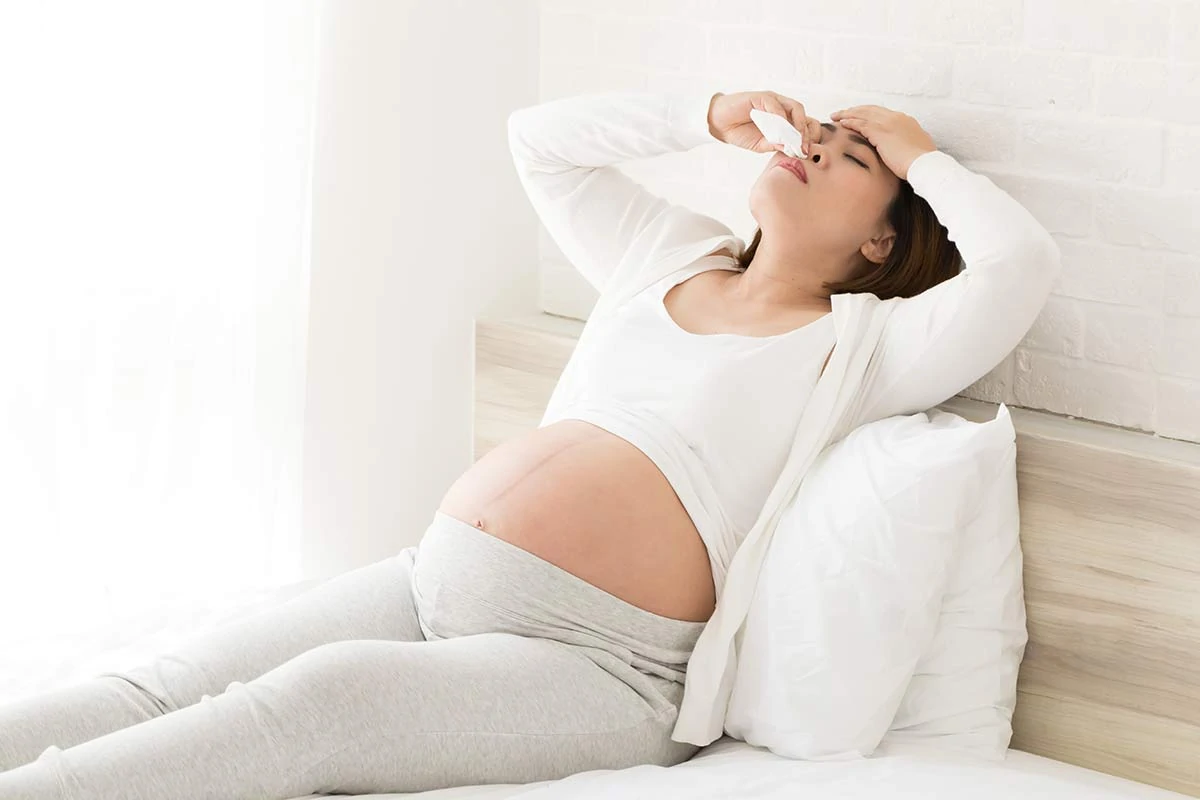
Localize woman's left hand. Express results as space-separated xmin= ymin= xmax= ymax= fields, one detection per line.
xmin=829 ymin=105 xmax=937 ymax=181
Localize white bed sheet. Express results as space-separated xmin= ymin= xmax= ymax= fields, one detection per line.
xmin=3 ymin=583 xmax=1191 ymax=800
xmin=288 ymin=738 xmax=1194 ymax=800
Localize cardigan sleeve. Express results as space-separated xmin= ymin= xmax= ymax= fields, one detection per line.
xmin=507 ymin=89 xmax=738 ymax=296
xmin=853 ymin=149 xmax=1062 ymax=425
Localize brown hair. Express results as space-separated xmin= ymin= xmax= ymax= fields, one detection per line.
xmin=735 ymin=178 xmax=963 ymax=300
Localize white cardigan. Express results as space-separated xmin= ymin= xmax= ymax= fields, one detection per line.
xmin=507 ymin=88 xmax=1061 ymax=747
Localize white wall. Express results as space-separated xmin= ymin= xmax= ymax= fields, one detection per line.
xmin=300 ymin=0 xmax=540 ymax=578
xmin=534 ymin=0 xmax=1200 ymax=444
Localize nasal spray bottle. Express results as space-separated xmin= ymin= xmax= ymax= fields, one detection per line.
xmin=748 ymin=108 xmax=808 ymax=159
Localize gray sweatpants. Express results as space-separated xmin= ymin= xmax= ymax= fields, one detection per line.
xmin=0 ymin=511 xmax=707 ymax=798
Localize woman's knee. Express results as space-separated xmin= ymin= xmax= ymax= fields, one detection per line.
xmin=274 ymin=639 xmax=398 ymax=684
xmin=259 ymin=638 xmax=435 ymax=712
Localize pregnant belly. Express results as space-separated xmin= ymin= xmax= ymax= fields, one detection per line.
xmin=435 ymin=420 xmax=717 ymax=624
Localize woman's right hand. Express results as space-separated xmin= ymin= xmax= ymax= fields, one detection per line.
xmin=707 ymin=90 xmax=820 ymax=156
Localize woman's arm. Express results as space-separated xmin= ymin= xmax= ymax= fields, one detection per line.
xmin=507 ymin=89 xmax=738 ymax=295
xmin=854 ymin=149 xmax=1062 ymax=425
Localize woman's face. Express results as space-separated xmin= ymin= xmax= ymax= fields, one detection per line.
xmin=749 ymin=120 xmax=902 ymax=260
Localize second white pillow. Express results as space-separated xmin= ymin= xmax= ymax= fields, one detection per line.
xmin=725 ymin=404 xmax=1017 ymax=760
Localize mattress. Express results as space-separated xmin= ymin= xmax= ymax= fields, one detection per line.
xmin=3 ymin=583 xmax=1191 ymax=800
xmin=344 ymin=737 xmax=1192 ymax=800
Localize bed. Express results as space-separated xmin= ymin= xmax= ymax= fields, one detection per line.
xmin=4 ymin=310 xmax=1196 ymax=799
xmin=464 ymin=311 xmax=1200 ymax=799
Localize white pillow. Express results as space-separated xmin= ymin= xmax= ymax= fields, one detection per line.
xmin=879 ymin=415 xmax=1027 ymax=760
xmin=725 ymin=404 xmax=1017 ymax=761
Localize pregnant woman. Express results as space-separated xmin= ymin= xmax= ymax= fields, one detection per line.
xmin=0 ymin=87 xmax=1059 ymax=798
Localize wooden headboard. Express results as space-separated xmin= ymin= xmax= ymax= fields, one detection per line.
xmin=473 ymin=312 xmax=1200 ymax=797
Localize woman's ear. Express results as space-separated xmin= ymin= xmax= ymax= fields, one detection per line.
xmin=860 ymin=228 xmax=896 ymax=266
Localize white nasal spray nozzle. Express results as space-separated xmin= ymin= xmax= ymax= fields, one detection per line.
xmin=749 ymin=108 xmax=807 ymax=159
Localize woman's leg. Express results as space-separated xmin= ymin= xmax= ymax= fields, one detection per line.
xmin=0 ymin=545 xmax=426 ymax=772
xmin=0 ymin=631 xmax=695 ymax=799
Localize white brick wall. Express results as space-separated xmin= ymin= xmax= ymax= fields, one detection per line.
xmin=532 ymin=0 xmax=1200 ymax=443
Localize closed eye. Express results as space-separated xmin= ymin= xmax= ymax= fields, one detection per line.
xmin=821 ymin=121 xmax=879 ymax=171
xmin=846 ymin=154 xmax=868 ymax=168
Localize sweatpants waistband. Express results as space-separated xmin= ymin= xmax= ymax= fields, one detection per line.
xmin=413 ymin=511 xmax=707 ymax=685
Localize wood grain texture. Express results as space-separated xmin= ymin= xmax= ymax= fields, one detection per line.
xmin=475 ymin=312 xmax=1200 ymax=797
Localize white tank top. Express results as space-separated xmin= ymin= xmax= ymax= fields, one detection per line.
xmin=541 ymin=256 xmax=836 ymax=594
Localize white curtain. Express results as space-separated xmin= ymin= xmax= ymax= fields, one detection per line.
xmin=0 ymin=1 xmax=320 ymax=648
